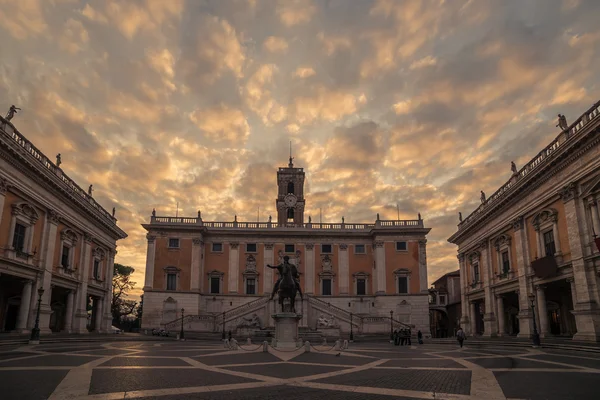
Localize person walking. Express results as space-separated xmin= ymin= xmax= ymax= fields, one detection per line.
xmin=417 ymin=330 xmax=423 ymax=345
xmin=393 ymin=329 xmax=399 ymax=346
xmin=407 ymin=328 xmax=412 ymax=345
xmin=456 ymin=327 xmax=465 ymax=348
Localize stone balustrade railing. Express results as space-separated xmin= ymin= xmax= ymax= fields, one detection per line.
xmin=222 ymin=296 xmax=269 ymax=323
xmin=308 ymin=297 xmax=360 ymax=327
xmin=150 ymin=216 xmax=423 ymax=230
xmin=459 ymin=100 xmax=600 ymax=230
xmin=0 ymin=116 xmax=116 ymax=224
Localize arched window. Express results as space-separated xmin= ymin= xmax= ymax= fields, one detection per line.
xmin=287 ymin=181 xmax=294 ymax=194
xmin=287 ymin=208 xmax=294 ymax=221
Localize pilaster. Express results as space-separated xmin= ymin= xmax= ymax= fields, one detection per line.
xmin=143 ymin=234 xmax=156 ymax=289
xmin=480 ymin=240 xmax=497 ymax=337
xmin=39 ymin=210 xmax=60 ymax=333
xmin=102 ymin=249 xmax=115 ymax=331
xmin=304 ymin=243 xmax=314 ymax=294
xmin=264 ymin=243 xmax=274 ymax=295
xmin=374 ymin=240 xmax=386 ymax=294
xmin=513 ymin=216 xmax=533 ymax=337
xmin=561 ymin=182 xmax=600 ymax=341
xmin=458 ymin=253 xmax=469 ymax=328
xmin=0 ymin=178 xmax=9 ymax=227
xmin=191 ymin=238 xmax=203 ymax=291
xmin=418 ymin=240 xmax=428 ymax=292
xmin=73 ymin=233 xmax=93 ymax=333
xmin=228 ymin=242 xmax=240 ymax=293
xmin=338 ymin=244 xmax=349 ymax=294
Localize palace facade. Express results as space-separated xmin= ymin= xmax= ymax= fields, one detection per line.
xmin=141 ymin=158 xmax=432 ymax=336
xmin=0 ymin=115 xmax=127 ymax=334
xmin=448 ymin=100 xmax=600 ymax=341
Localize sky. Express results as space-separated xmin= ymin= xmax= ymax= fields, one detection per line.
xmin=1 ymin=0 xmax=600 ymax=298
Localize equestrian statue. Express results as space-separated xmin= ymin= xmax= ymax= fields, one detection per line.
xmin=267 ymin=255 xmax=303 ymax=313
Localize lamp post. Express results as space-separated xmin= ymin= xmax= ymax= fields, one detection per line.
xmin=29 ymin=287 xmax=44 ymax=344
xmin=390 ymin=310 xmax=394 ymax=342
xmin=528 ymin=294 xmax=541 ymax=347
xmin=350 ymin=312 xmax=354 ymax=342
xmin=180 ymin=308 xmax=185 ymax=340
xmin=221 ymin=311 xmax=226 ymax=340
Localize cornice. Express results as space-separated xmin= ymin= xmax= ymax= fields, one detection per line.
xmin=449 ymin=127 xmax=600 ymax=244
xmin=0 ymin=138 xmax=127 ymax=240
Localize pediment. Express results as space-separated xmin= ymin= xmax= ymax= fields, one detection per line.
xmin=581 ymin=174 xmax=600 ymax=197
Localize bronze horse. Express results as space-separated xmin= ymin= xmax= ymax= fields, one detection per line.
xmin=277 ymin=261 xmax=297 ymax=313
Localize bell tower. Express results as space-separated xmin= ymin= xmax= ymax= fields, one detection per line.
xmin=276 ymin=144 xmax=305 ymax=225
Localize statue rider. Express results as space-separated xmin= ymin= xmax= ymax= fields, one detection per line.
xmin=267 ymin=255 xmax=303 ymax=300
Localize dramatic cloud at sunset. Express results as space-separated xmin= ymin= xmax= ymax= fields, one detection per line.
xmin=2 ymin=0 xmax=599 ymax=297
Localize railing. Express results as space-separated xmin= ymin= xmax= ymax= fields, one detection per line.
xmin=223 ymin=296 xmax=270 ymax=322
xmin=0 ymin=116 xmax=117 ymax=224
xmin=458 ymin=100 xmax=600 ymax=231
xmin=307 ymin=297 xmax=361 ymax=327
xmin=164 ymin=314 xmax=216 ymax=331
xmin=150 ymin=216 xmax=422 ymax=230
xmin=362 ymin=316 xmax=412 ymax=329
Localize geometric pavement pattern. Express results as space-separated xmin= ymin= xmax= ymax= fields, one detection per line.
xmin=1 ymin=340 xmax=600 ymax=399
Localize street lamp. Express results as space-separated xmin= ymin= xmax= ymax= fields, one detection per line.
xmin=390 ymin=310 xmax=394 ymax=342
xmin=221 ymin=311 xmax=226 ymax=340
xmin=180 ymin=308 xmax=185 ymax=340
xmin=350 ymin=312 xmax=354 ymax=342
xmin=29 ymin=287 xmax=44 ymax=344
xmin=528 ymin=294 xmax=541 ymax=347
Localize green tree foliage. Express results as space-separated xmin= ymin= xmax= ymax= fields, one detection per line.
xmin=112 ymin=263 xmax=137 ymax=325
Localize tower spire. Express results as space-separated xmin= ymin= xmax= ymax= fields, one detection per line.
xmin=288 ymin=140 xmax=294 ymax=167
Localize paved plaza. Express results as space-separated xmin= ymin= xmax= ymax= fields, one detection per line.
xmin=0 ymin=339 xmax=599 ymax=399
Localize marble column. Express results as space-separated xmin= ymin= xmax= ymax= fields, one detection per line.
xmin=469 ymin=302 xmax=476 ymax=335
xmin=374 ymin=240 xmax=386 ymax=294
xmin=304 ymin=244 xmax=314 ymax=294
xmin=418 ymin=240 xmax=428 ymax=292
xmin=496 ymin=295 xmax=505 ymax=336
xmin=191 ymin=238 xmax=203 ymax=291
xmin=264 ymin=243 xmax=274 ymax=295
xmin=534 ymin=226 xmax=543 ymax=258
xmin=551 ymin=215 xmax=562 ymax=256
xmin=338 ymin=244 xmax=349 ymax=294
xmin=561 ymin=183 xmax=600 ymax=341
xmin=143 ymin=234 xmax=156 ymax=289
xmin=16 ymin=280 xmax=33 ymax=332
xmin=536 ymin=285 xmax=549 ymax=337
xmin=589 ymin=199 xmax=600 ymax=238
xmin=228 ymin=242 xmax=239 ymax=293
xmin=62 ymin=290 xmax=74 ymax=333
xmin=95 ymin=298 xmax=103 ymax=332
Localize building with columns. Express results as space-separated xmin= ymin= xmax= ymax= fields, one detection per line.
xmin=141 ymin=157 xmax=431 ymax=336
xmin=0 ymin=116 xmax=127 ymax=334
xmin=448 ymin=100 xmax=600 ymax=341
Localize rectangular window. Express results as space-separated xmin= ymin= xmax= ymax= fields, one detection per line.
xmin=396 ymin=241 xmax=408 ymax=251
xmin=285 ymin=244 xmax=295 ymax=253
xmin=439 ymin=295 xmax=446 ymax=305
xmin=246 ymin=243 xmax=257 ymax=253
xmin=246 ymin=278 xmax=256 ymax=295
xmin=501 ymin=251 xmax=510 ymax=273
xmin=13 ymin=223 xmax=27 ymax=252
xmin=210 ymin=277 xmax=220 ymax=294
xmin=357 ymin=279 xmax=366 ymax=295
xmin=166 ymin=273 xmax=177 ymax=290
xmin=61 ymin=246 xmax=70 ymax=268
xmin=321 ymin=244 xmax=332 ymax=253
xmin=93 ymin=259 xmax=100 ymax=280
xmin=398 ymin=277 xmax=408 ymax=294
xmin=354 ymin=244 xmax=365 ymax=254
xmin=212 ymin=243 xmax=223 ymax=252
xmin=543 ymin=230 xmax=556 ymax=257
xmin=473 ymin=264 xmax=480 ymax=282
xmin=322 ymin=279 xmax=332 ymax=295
xmin=168 ymin=238 xmax=180 ymax=248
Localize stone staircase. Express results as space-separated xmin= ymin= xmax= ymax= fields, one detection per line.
xmin=308 ymin=297 xmax=360 ymax=328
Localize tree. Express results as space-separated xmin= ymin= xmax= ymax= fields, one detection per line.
xmin=112 ymin=263 xmax=137 ymax=326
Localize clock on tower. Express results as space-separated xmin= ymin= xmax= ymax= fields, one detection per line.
xmin=276 ymin=154 xmax=305 ymax=225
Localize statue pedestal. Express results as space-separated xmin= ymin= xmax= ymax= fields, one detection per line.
xmin=272 ymin=312 xmax=302 ymax=349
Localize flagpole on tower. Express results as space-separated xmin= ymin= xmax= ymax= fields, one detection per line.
xmin=176 ymin=202 xmax=179 ymax=218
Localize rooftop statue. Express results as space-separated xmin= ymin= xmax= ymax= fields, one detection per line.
xmin=5 ymin=105 xmax=20 ymax=121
